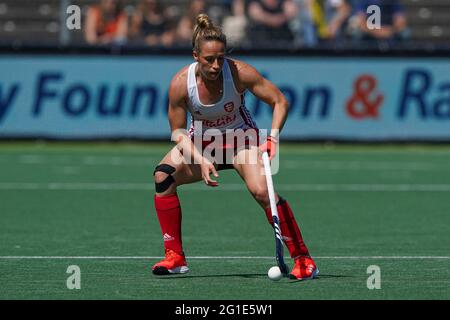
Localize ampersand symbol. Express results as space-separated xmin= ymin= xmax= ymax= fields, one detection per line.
xmin=346 ymin=75 xmax=384 ymax=119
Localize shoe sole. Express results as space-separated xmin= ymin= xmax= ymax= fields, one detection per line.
xmin=152 ymin=266 xmax=189 ymax=275
xmin=289 ymin=267 xmax=320 ymax=281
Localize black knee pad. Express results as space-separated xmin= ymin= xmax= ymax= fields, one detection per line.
xmin=153 ymin=164 xmax=176 ymax=193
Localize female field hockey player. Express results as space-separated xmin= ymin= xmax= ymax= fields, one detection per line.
xmin=151 ymin=14 xmax=319 ymax=280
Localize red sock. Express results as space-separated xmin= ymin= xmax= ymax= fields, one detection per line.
xmin=265 ymin=197 xmax=310 ymax=258
xmin=154 ymin=194 xmax=183 ymax=254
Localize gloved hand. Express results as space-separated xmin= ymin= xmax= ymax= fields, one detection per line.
xmin=259 ymin=136 xmax=278 ymax=160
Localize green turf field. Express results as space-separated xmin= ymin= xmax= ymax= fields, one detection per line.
xmin=0 ymin=142 xmax=449 ymax=300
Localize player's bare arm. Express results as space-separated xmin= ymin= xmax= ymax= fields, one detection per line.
xmin=232 ymin=60 xmax=289 ymax=139
xmin=168 ymin=68 xmax=219 ymax=187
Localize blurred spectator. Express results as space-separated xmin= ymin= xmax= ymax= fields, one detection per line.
xmin=84 ymin=0 xmax=128 ymax=45
xmin=221 ymin=0 xmax=247 ymax=46
xmin=175 ymin=0 xmax=208 ymax=47
xmin=84 ymin=0 xmax=128 ymax=44
xmin=217 ymin=0 xmax=245 ymax=15
xmin=130 ymin=0 xmax=176 ymax=47
xmin=355 ymin=0 xmax=408 ymax=41
xmin=308 ymin=1 xmax=350 ymax=40
xmin=247 ymin=0 xmax=299 ymax=48
xmin=292 ymin=0 xmax=317 ymax=47
xmin=317 ymin=0 xmax=351 ymax=40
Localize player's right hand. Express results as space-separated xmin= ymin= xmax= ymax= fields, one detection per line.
xmin=259 ymin=136 xmax=278 ymax=160
xmin=201 ymin=158 xmax=219 ymax=187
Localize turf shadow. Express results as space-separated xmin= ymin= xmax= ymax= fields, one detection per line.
xmin=286 ymin=274 xmax=354 ymax=284
xmin=315 ymin=274 xmax=354 ymax=279
xmin=153 ymin=274 xmax=354 ymax=281
xmin=153 ymin=273 xmax=268 ymax=279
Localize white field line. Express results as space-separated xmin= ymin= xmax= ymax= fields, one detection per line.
xmin=1 ymin=182 xmax=450 ymax=192
xmin=3 ymin=147 xmax=450 ymax=156
xmin=0 ymin=155 xmax=448 ymax=172
xmin=14 ymin=155 xmax=157 ymax=166
xmin=0 ymin=256 xmax=449 ymax=260
xmin=283 ymin=160 xmax=450 ymax=172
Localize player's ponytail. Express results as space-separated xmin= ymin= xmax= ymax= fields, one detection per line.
xmin=192 ymin=13 xmax=227 ymax=53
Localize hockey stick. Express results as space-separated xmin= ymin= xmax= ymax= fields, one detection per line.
xmin=262 ymin=151 xmax=289 ymax=276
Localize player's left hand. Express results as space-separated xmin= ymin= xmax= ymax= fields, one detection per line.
xmin=259 ymin=136 xmax=278 ymax=160
xmin=201 ymin=157 xmax=219 ymax=187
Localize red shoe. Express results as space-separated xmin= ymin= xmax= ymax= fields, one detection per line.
xmin=152 ymin=249 xmax=189 ymax=275
xmin=289 ymin=256 xmax=319 ymax=280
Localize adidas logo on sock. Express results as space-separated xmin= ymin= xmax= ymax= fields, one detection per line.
xmin=163 ymin=233 xmax=175 ymax=241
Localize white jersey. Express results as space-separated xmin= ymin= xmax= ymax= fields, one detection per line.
xmin=187 ymin=59 xmax=257 ymax=136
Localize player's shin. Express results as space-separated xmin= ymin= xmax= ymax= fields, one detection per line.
xmin=264 ymin=197 xmax=310 ymax=258
xmin=154 ymin=194 xmax=183 ymax=254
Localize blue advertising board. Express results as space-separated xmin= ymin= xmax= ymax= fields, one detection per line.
xmin=0 ymin=55 xmax=449 ymax=140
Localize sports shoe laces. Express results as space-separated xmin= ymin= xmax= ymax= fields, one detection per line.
xmin=296 ymin=256 xmax=313 ymax=268
xmin=165 ymin=249 xmax=180 ymax=260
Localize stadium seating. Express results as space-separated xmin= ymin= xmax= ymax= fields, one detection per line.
xmin=0 ymin=0 xmax=448 ymax=48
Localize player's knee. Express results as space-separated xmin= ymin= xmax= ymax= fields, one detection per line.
xmin=154 ymin=171 xmax=168 ymax=184
xmin=153 ymin=164 xmax=176 ymax=193
xmin=251 ymin=187 xmax=270 ymax=206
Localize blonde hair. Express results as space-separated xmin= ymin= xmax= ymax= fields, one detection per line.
xmin=192 ymin=14 xmax=227 ymax=53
